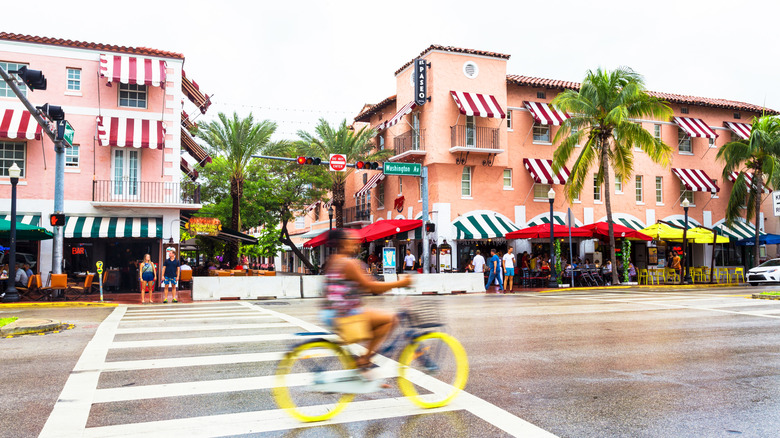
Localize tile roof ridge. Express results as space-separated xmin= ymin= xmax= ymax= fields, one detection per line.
xmin=354 ymin=94 xmax=397 ymax=122
xmin=0 ymin=32 xmax=184 ymax=59
xmin=394 ymin=44 xmax=511 ymax=76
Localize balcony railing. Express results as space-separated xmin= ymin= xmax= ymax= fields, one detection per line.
xmin=450 ymin=125 xmax=500 ymax=150
xmin=344 ymin=206 xmax=371 ymax=224
xmin=394 ymin=129 xmax=425 ymax=155
xmin=93 ymin=180 xmax=201 ymax=205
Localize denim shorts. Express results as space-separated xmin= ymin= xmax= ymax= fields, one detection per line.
xmin=162 ymin=276 xmax=177 ymax=286
xmin=505 ymin=268 xmax=515 ymax=277
xmin=319 ymin=308 xmax=362 ymax=328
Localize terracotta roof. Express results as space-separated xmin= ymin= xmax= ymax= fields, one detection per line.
xmin=506 ymin=74 xmax=777 ymax=115
xmin=395 ymin=45 xmax=511 ymax=76
xmin=354 ymin=95 xmax=396 ymax=123
xmin=0 ymin=32 xmax=184 ymax=59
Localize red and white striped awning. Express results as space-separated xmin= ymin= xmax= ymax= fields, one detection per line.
xmin=180 ymin=157 xmax=198 ymax=182
xmin=523 ymin=158 xmax=570 ymax=185
xmin=304 ymin=201 xmax=321 ymax=213
xmin=181 ymin=126 xmax=211 ymax=166
xmin=523 ymin=101 xmax=569 ymax=126
xmin=355 ymin=173 xmax=386 ymax=198
xmin=382 ymin=101 xmax=417 ymax=130
xmin=673 ymin=117 xmax=718 ymax=139
xmin=728 ymin=171 xmax=769 ymax=193
xmin=96 ymin=116 xmax=166 ymax=149
xmin=100 ymin=53 xmax=167 ymax=87
xmin=0 ymin=109 xmax=42 ymax=140
xmin=450 ymin=91 xmax=506 ymax=119
xmin=724 ymin=122 xmax=751 ymax=140
xmin=672 ymin=168 xmax=720 ymax=193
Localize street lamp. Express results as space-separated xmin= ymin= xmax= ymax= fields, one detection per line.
xmin=548 ymin=187 xmax=558 ymax=288
xmin=3 ymin=163 xmax=21 ymax=302
xmin=682 ymin=197 xmax=691 ymax=284
xmin=328 ymin=205 xmax=334 ymax=230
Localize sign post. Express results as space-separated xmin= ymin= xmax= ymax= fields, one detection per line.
xmin=329 ymin=154 xmax=347 ymax=172
xmin=96 ymin=261 xmax=104 ymax=302
xmin=57 ymin=120 xmax=75 ymax=147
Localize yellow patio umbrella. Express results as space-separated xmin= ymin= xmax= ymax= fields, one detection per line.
xmin=683 ymin=227 xmax=730 ymax=244
xmin=639 ymin=223 xmax=684 ymax=240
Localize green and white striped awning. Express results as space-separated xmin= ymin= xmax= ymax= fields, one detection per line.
xmin=454 ymin=212 xmax=519 ymax=240
xmin=2 ymin=214 xmax=41 ymax=226
xmin=663 ymin=217 xmax=700 ymax=230
xmin=527 ymin=215 xmax=567 ymax=226
xmin=64 ymin=216 xmax=163 ymax=238
xmin=714 ymin=220 xmax=765 ymax=240
xmin=614 ymin=217 xmax=645 ymax=230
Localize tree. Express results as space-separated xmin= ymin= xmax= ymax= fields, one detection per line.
xmin=552 ymin=67 xmax=673 ymax=284
xmin=717 ymin=115 xmax=780 ymax=268
xmin=195 ymin=112 xmax=276 ymax=266
xmin=295 ymin=118 xmax=392 ymax=228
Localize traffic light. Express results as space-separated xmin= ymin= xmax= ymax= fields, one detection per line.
xmin=355 ymin=161 xmax=379 ymax=170
xmin=296 ymin=156 xmax=322 ymax=165
xmin=50 ymin=213 xmax=65 ymax=227
xmin=37 ymin=103 xmax=65 ymax=121
xmin=425 ymin=223 xmax=436 ymax=233
xmin=12 ymin=66 xmax=47 ymax=91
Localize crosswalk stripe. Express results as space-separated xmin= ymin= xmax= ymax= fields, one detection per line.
xmin=121 ymin=312 xmax=269 ymax=320
xmin=99 ymin=352 xmax=287 ymax=372
xmin=125 ymin=305 xmax=247 ymax=313
xmin=118 ymin=315 xmax=279 ymax=323
xmin=110 ymin=333 xmax=327 ymax=349
xmin=114 ymin=322 xmax=295 ymax=334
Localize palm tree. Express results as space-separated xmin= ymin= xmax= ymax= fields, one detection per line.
xmin=296 ymin=118 xmax=392 ymax=228
xmin=196 ymin=112 xmax=276 ymax=265
xmin=552 ymin=67 xmax=673 ymax=285
xmin=717 ymin=115 xmax=780 ymax=268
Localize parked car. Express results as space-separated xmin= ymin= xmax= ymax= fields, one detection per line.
xmin=746 ymin=258 xmax=780 ymax=286
xmin=0 ymin=251 xmax=37 ymax=269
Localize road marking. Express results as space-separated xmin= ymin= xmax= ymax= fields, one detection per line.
xmin=110 ymin=332 xmax=324 ymax=349
xmin=99 ymin=352 xmax=287 ymax=372
xmin=121 ymin=312 xmax=272 ymax=320
xmin=124 ymin=305 xmax=247 ymax=313
xmin=568 ymin=296 xmax=780 ymax=319
xmin=114 ymin=322 xmax=295 ymax=334
xmin=118 ymin=315 xmax=279 ymax=323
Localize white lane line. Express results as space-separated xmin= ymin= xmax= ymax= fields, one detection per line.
xmin=118 ymin=315 xmax=279 ymax=324
xmin=572 ymin=296 xmax=780 ymax=319
xmin=123 ymin=309 xmax=259 ymax=317
xmin=125 ymin=305 xmax=247 ymax=313
xmin=114 ymin=322 xmax=295 ymax=334
xmin=121 ymin=312 xmax=267 ymax=320
xmin=98 ymin=352 xmax=286 ymax=372
xmin=110 ymin=333 xmax=327 ymax=349
xmin=39 ymin=306 xmax=128 ymax=438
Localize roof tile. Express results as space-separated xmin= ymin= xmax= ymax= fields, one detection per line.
xmin=354 ymin=95 xmax=396 ymax=122
xmin=0 ymin=32 xmax=184 ymax=59
xmin=395 ymin=44 xmax=511 ymax=76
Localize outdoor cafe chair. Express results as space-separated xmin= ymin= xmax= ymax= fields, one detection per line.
xmin=731 ymin=268 xmax=745 ymax=284
xmin=638 ymin=269 xmax=650 ymax=285
xmin=41 ymin=274 xmax=68 ymax=301
xmin=18 ymin=274 xmax=43 ymax=301
xmin=664 ymin=268 xmax=679 ymax=284
xmin=690 ymin=267 xmax=703 ymax=283
xmin=179 ymin=269 xmax=193 ymax=288
xmin=66 ymin=274 xmax=94 ymax=300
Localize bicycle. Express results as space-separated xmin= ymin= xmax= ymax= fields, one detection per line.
xmin=272 ymin=298 xmax=469 ymax=422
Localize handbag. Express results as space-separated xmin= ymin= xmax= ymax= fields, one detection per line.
xmin=335 ymin=313 xmax=372 ymax=344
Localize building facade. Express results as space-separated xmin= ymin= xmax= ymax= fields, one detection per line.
xmin=301 ymin=45 xmax=777 ymax=271
xmin=0 ymin=33 xmax=211 ymax=287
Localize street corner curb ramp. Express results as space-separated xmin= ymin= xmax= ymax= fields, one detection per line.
xmin=1 ymin=318 xmax=63 ymax=336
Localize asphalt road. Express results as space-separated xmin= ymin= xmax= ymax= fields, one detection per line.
xmin=3 ymin=287 xmax=779 ymax=437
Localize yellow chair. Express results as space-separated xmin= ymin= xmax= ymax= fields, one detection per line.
xmin=731 ymin=268 xmax=745 ymax=284
xmin=639 ymin=269 xmax=650 ymax=285
xmin=714 ymin=268 xmax=728 ymax=283
xmin=690 ymin=267 xmax=703 ymax=283
xmin=701 ymin=267 xmax=711 ymax=282
xmin=665 ymin=268 xmax=679 ymax=284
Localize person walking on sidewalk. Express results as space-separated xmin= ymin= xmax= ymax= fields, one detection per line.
xmin=139 ymin=254 xmax=156 ymax=304
xmin=485 ymin=248 xmax=503 ymax=293
xmin=472 ymin=250 xmax=486 ymax=276
xmin=404 ymin=249 xmax=416 ymax=272
xmin=502 ymin=247 xmax=516 ymax=291
xmin=162 ymin=249 xmax=181 ymax=303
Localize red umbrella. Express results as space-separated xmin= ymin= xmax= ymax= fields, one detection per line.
xmin=302 ymin=231 xmax=329 ymax=248
xmin=579 ymin=222 xmax=652 ymax=241
xmin=359 ymin=219 xmax=422 ymax=243
xmin=505 ymin=224 xmax=592 ymax=239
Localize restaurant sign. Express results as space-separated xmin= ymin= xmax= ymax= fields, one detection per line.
xmin=186 ymin=217 xmax=222 ymax=236
xmin=413 ymin=58 xmax=429 ymax=107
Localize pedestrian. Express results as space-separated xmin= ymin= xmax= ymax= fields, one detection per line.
xmin=521 ymin=251 xmax=529 ymax=270
xmin=485 ymin=248 xmax=503 ymax=292
xmin=671 ymin=251 xmax=682 ymax=283
xmin=162 ymin=249 xmax=181 ymax=303
xmin=139 ymin=254 xmax=156 ymax=304
xmin=472 ymin=250 xmax=486 ymax=275
xmin=503 ymin=247 xmax=516 ymax=291
xmin=14 ymin=263 xmax=28 ymax=288
xmin=627 ymin=260 xmax=637 ymax=282
xmin=603 ymin=260 xmax=613 ymax=285
xmin=404 ymin=249 xmax=416 ymax=272
xmin=23 ymin=263 xmax=33 ymax=278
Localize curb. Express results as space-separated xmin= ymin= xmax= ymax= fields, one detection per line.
xmin=1 ymin=318 xmax=63 ymax=336
xmin=752 ymin=294 xmax=780 ymax=300
xmin=0 ymin=302 xmax=118 ymax=308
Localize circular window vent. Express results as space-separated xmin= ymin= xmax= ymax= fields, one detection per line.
xmin=463 ymin=61 xmax=479 ymax=79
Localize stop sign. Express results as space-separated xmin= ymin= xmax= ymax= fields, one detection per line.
xmin=329 ymin=154 xmax=347 ymax=172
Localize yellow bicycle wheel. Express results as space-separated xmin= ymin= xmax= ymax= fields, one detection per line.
xmin=397 ymin=332 xmax=469 ymax=408
xmin=272 ymin=341 xmax=356 ymax=422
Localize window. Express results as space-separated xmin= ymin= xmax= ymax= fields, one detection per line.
xmin=111 ymin=148 xmax=139 ymax=196
xmin=731 ymin=131 xmax=741 ymax=143
xmin=680 ymin=182 xmax=695 ymax=205
xmin=635 ymin=175 xmax=643 ymax=202
xmin=655 ymin=176 xmax=663 ymax=204
xmin=678 ymin=129 xmax=692 ymax=153
xmin=0 ymin=141 xmax=25 ymax=177
xmin=65 ymin=145 xmax=79 ymax=168
xmin=363 ymin=173 xmax=368 ymax=184
xmin=681 ymin=107 xmax=689 ymax=114
xmin=534 ymin=183 xmax=551 ymax=200
xmin=295 ymin=216 xmax=305 ymax=229
xmin=615 ymin=179 xmax=623 ymax=194
xmin=533 ymin=123 xmax=551 ymax=143
xmin=0 ymin=62 xmax=27 ymax=97
xmin=378 ymin=134 xmax=385 ymax=149
xmin=461 ymin=167 xmax=472 ymax=197
xmin=398 ymin=177 xmax=403 ymax=195
xmin=653 ymin=124 xmax=661 ymax=140
xmin=536 ymin=91 xmax=546 ymax=99
xmin=503 ymin=169 xmax=512 ymax=188
xmin=593 ymin=174 xmax=601 ymax=201
xmin=708 ymin=137 xmax=716 ymax=148
xmin=119 ymin=83 xmax=147 ymax=108
xmin=376 ymin=180 xmax=385 ymax=206
xmin=412 ymin=112 xmax=420 ymax=150
xmin=466 ymin=115 xmax=476 ymax=147
xmin=67 ymin=68 xmax=81 ymax=91
xmin=314 ymin=206 xmax=320 ymax=221
xmin=506 ymin=110 xmax=512 ymax=130
xmin=734 ymin=112 xmax=741 ymax=119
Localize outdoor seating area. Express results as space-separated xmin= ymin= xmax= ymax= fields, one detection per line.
xmin=208 ymin=269 xmax=277 ymax=277
xmin=639 ymin=266 xmax=745 ymax=285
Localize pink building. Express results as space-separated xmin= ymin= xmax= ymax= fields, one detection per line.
xmin=0 ymin=33 xmax=211 ymax=285
xmin=292 ymin=45 xmax=777 ymax=272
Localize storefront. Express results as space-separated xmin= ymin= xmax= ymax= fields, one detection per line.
xmin=1 ymin=213 xmax=42 ymax=271
xmin=452 ymin=211 xmax=519 ymax=272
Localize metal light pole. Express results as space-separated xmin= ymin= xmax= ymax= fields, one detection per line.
xmin=3 ymin=163 xmax=22 ymax=302
xmin=682 ymin=198 xmax=691 ymax=284
xmin=328 ymin=205 xmax=334 ymax=230
xmin=548 ymin=187 xmax=558 ymax=288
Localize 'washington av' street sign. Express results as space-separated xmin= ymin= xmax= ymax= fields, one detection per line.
xmin=383 ymin=162 xmax=421 ymax=176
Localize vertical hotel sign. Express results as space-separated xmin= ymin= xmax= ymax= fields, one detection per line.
xmin=413 ymin=58 xmax=428 ymax=107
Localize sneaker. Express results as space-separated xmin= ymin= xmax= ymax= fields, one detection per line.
xmin=163 ymin=299 xmax=168 ymax=304
xmin=173 ymin=299 xmax=178 ymax=303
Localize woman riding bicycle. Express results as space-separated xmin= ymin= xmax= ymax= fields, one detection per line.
xmin=320 ymin=228 xmax=412 ymax=369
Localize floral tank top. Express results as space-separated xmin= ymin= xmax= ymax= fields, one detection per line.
xmin=322 ymin=261 xmax=362 ymax=316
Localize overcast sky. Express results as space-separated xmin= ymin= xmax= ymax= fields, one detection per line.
xmin=7 ymin=0 xmax=779 ymax=140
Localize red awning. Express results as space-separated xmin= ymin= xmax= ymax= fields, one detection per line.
xmin=303 ymin=230 xmax=329 ymax=248
xmin=728 ymin=171 xmax=769 ymax=194
xmin=381 ymin=101 xmax=416 ymax=130
xmin=523 ymin=101 xmax=569 ymax=126
xmin=724 ymin=122 xmax=751 ymax=140
xmin=181 ymin=126 xmax=211 ymax=166
xmin=579 ymin=222 xmax=652 ymax=241
xmin=505 ymin=224 xmax=591 ymax=239
xmin=450 ymin=91 xmax=506 ymax=119
xmin=0 ymin=109 xmax=42 ymax=140
xmin=523 ymin=158 xmax=570 ymax=185
xmin=360 ymin=219 xmax=422 ymax=243
xmin=355 ymin=173 xmax=385 ymax=198
xmin=673 ymin=116 xmax=717 ymax=139
xmin=180 ymin=157 xmax=198 ymax=182
xmin=182 ymin=71 xmax=212 ymax=114
xmin=672 ymin=168 xmax=720 ymax=193
xmin=97 ymin=116 xmax=166 ymax=149
xmin=99 ymin=53 xmax=167 ymax=87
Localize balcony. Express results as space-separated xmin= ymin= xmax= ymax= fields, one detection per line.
xmin=449 ymin=125 xmax=503 ymax=153
xmin=344 ymin=206 xmax=371 ymax=225
xmin=92 ymin=180 xmax=202 ymax=209
xmin=390 ymin=129 xmax=426 ymax=163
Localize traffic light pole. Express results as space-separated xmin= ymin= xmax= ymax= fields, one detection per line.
xmin=421 ymin=166 xmax=430 ymax=274
xmin=0 ymin=66 xmax=66 ymax=275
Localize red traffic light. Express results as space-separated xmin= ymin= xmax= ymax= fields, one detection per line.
xmin=296 ymin=156 xmax=307 ymax=165
xmin=296 ymin=156 xmax=322 ymax=165
xmin=355 ymin=161 xmax=365 ymax=169
xmin=50 ymin=213 xmax=65 ymax=227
